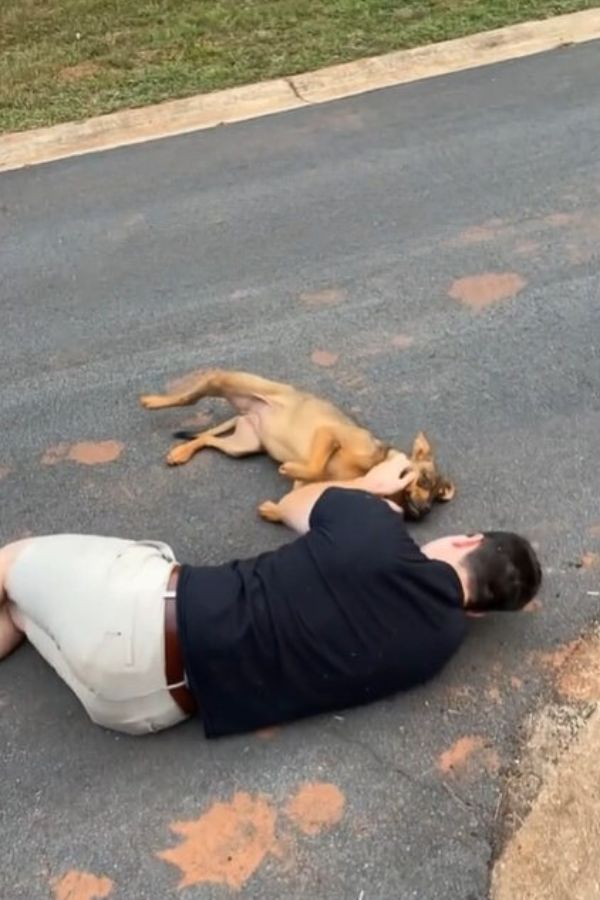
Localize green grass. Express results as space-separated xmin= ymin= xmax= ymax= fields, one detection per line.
xmin=0 ymin=0 xmax=594 ymax=133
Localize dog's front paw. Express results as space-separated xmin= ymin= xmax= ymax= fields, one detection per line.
xmin=140 ymin=394 xmax=166 ymax=410
xmin=279 ymin=461 xmax=302 ymax=479
xmin=258 ymin=500 xmax=282 ymax=522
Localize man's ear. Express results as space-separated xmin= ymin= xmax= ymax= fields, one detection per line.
xmin=436 ymin=478 xmax=456 ymax=502
xmin=411 ymin=431 xmax=432 ymax=461
xmin=452 ymin=534 xmax=484 ymax=549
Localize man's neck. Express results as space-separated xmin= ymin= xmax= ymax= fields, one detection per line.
xmin=422 ymin=549 xmax=470 ymax=609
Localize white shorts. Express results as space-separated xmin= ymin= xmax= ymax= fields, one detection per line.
xmin=7 ymin=535 xmax=189 ymax=735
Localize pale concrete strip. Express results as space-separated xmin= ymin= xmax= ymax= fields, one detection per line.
xmin=491 ymin=707 xmax=600 ymax=900
xmin=0 ymin=79 xmax=305 ymax=173
xmin=293 ymin=9 xmax=600 ymax=103
xmin=1 ymin=9 xmax=600 ymax=173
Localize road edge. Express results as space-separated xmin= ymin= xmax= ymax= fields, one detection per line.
xmin=1 ymin=8 xmax=599 ymax=173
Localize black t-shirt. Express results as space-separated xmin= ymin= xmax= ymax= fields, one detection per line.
xmin=177 ymin=488 xmax=466 ymax=738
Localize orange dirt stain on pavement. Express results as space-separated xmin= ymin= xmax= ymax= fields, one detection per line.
xmin=51 ymin=870 xmax=114 ymax=900
xmin=41 ymin=441 xmax=124 ymax=466
xmin=157 ymin=782 xmax=347 ymax=889
xmin=455 ymin=224 xmax=500 ymax=244
xmin=299 ymin=287 xmax=347 ymax=307
xmin=157 ymin=792 xmax=280 ymax=890
xmin=437 ymin=735 xmax=500 ymax=776
xmin=536 ymin=639 xmax=581 ymax=672
xmin=0 ymin=465 xmax=11 ymax=479
xmin=438 ymin=736 xmax=483 ymax=774
xmin=448 ymin=272 xmax=526 ymax=310
xmin=579 ymin=552 xmax=600 ymax=569
xmin=284 ymin=782 xmax=346 ymax=836
xmin=544 ymin=633 xmax=600 ymax=703
xmin=514 ymin=239 xmax=541 ymax=257
xmin=311 ymin=349 xmax=339 ymax=367
xmin=446 ymin=218 xmax=507 ymax=246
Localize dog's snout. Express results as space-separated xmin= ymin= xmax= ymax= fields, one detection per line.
xmin=403 ymin=497 xmax=432 ymax=521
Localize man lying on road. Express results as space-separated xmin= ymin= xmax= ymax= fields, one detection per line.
xmin=0 ymin=454 xmax=541 ymax=738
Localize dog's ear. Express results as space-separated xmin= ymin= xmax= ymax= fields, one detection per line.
xmin=411 ymin=431 xmax=432 ymax=461
xmin=436 ymin=478 xmax=456 ymax=502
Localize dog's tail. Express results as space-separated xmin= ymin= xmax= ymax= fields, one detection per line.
xmin=173 ymin=429 xmax=201 ymax=440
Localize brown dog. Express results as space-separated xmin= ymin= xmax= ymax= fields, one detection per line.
xmin=139 ymin=369 xmax=455 ymax=520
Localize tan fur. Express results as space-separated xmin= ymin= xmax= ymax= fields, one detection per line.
xmin=140 ymin=368 xmax=455 ymax=519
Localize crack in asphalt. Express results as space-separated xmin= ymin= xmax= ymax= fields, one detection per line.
xmin=329 ymin=726 xmax=487 ymax=825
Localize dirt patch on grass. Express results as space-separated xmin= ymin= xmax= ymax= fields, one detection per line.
xmin=59 ymin=62 xmax=103 ymax=82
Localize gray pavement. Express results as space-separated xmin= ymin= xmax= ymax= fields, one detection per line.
xmin=1 ymin=40 xmax=600 ymax=900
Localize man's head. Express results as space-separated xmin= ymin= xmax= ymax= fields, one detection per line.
xmin=422 ymin=531 xmax=542 ymax=613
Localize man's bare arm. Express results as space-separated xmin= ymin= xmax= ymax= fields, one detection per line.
xmin=258 ymin=455 xmax=415 ymax=535
xmin=0 ymin=540 xmax=29 ymax=658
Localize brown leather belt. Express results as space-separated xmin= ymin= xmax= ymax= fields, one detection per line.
xmin=164 ymin=564 xmax=197 ymax=716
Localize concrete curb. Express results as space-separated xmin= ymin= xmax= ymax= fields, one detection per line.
xmin=491 ymin=706 xmax=600 ymax=900
xmin=1 ymin=8 xmax=599 ymax=173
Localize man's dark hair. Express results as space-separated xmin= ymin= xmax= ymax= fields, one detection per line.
xmin=463 ymin=531 xmax=542 ymax=612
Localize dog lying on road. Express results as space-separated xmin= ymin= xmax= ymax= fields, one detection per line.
xmin=139 ymin=369 xmax=455 ymax=521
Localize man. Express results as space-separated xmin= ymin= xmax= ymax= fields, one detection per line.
xmin=0 ymin=454 xmax=541 ymax=737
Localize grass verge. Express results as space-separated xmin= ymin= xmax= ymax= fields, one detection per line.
xmin=0 ymin=0 xmax=594 ymax=134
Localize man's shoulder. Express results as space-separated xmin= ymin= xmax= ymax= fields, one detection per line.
xmin=312 ymin=486 xmax=402 ymax=522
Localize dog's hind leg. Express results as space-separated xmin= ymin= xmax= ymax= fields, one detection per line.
xmin=165 ymin=416 xmax=262 ymax=466
xmin=140 ymin=369 xmax=292 ymax=411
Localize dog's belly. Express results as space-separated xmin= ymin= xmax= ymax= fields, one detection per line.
xmin=250 ymin=404 xmax=317 ymax=463
xmin=260 ymin=428 xmax=313 ymax=463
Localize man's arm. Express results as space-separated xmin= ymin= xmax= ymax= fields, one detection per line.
xmin=0 ymin=540 xmax=30 ymax=659
xmin=258 ymin=454 xmax=416 ymax=535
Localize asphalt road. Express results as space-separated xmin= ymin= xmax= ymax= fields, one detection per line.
xmin=1 ymin=40 xmax=600 ymax=900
